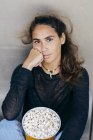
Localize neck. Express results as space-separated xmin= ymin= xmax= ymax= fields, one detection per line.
xmin=42 ymin=62 xmax=60 ymax=70
xmin=41 ymin=58 xmax=61 ymax=77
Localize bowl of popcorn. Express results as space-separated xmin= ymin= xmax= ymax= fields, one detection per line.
xmin=22 ymin=107 xmax=61 ymax=140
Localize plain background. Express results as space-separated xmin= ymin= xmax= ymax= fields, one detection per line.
xmin=0 ymin=0 xmax=93 ymax=139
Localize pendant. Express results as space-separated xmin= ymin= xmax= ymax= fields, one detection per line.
xmin=50 ymin=73 xmax=52 ymax=78
xmin=49 ymin=70 xmax=53 ymax=78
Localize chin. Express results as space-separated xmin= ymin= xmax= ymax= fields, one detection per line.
xmin=43 ymin=59 xmax=53 ymax=64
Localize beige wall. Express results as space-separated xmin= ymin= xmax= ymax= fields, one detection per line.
xmin=0 ymin=0 xmax=93 ymax=139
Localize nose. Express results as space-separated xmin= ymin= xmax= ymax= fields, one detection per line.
xmin=41 ymin=42 xmax=48 ymax=53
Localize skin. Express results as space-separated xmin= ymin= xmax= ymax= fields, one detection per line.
xmin=22 ymin=24 xmax=65 ymax=74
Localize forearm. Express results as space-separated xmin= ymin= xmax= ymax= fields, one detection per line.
xmin=2 ymin=84 xmax=27 ymax=120
xmin=59 ymin=68 xmax=89 ymax=140
xmin=2 ymin=65 xmax=31 ymax=120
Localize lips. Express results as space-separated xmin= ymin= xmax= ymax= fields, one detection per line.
xmin=43 ymin=54 xmax=51 ymax=59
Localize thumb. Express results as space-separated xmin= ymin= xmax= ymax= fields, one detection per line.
xmin=38 ymin=63 xmax=42 ymax=67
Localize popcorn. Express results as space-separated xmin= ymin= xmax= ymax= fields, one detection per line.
xmin=22 ymin=107 xmax=61 ymax=139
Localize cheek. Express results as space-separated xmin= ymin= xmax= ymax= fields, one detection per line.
xmin=53 ymin=45 xmax=61 ymax=57
xmin=48 ymin=41 xmax=61 ymax=54
xmin=53 ymin=43 xmax=61 ymax=51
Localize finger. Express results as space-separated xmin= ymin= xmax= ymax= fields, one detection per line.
xmin=39 ymin=63 xmax=41 ymax=67
xmin=33 ymin=46 xmax=42 ymax=53
xmin=33 ymin=47 xmax=42 ymax=54
xmin=36 ymin=59 xmax=43 ymax=67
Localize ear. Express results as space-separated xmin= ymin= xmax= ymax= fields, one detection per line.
xmin=60 ymin=33 xmax=66 ymax=45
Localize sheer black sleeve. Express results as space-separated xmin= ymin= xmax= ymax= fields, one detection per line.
xmin=2 ymin=64 xmax=32 ymax=120
xmin=59 ymin=68 xmax=89 ymax=140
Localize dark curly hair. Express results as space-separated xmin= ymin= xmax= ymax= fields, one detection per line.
xmin=21 ymin=14 xmax=84 ymax=84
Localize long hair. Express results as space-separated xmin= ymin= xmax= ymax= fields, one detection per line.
xmin=21 ymin=14 xmax=84 ymax=84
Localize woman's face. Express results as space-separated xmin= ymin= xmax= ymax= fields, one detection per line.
xmin=32 ymin=24 xmax=65 ymax=64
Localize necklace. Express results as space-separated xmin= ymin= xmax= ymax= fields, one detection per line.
xmin=42 ymin=63 xmax=60 ymax=78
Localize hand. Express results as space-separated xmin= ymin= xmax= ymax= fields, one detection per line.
xmin=22 ymin=48 xmax=43 ymax=70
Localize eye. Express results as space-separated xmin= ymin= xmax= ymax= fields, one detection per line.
xmin=33 ymin=40 xmax=40 ymax=44
xmin=46 ymin=38 xmax=53 ymax=42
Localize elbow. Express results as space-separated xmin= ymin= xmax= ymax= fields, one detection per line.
xmin=2 ymin=112 xmax=17 ymax=121
xmin=2 ymin=103 xmax=18 ymax=120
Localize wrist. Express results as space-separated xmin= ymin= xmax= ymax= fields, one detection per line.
xmin=22 ymin=62 xmax=33 ymax=71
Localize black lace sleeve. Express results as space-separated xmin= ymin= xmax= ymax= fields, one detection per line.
xmin=2 ymin=64 xmax=32 ymax=120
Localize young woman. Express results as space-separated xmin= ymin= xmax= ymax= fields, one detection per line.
xmin=0 ymin=14 xmax=89 ymax=140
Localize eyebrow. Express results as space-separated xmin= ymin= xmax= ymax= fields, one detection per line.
xmin=32 ymin=36 xmax=55 ymax=41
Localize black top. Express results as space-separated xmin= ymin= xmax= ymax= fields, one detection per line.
xmin=2 ymin=64 xmax=89 ymax=140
